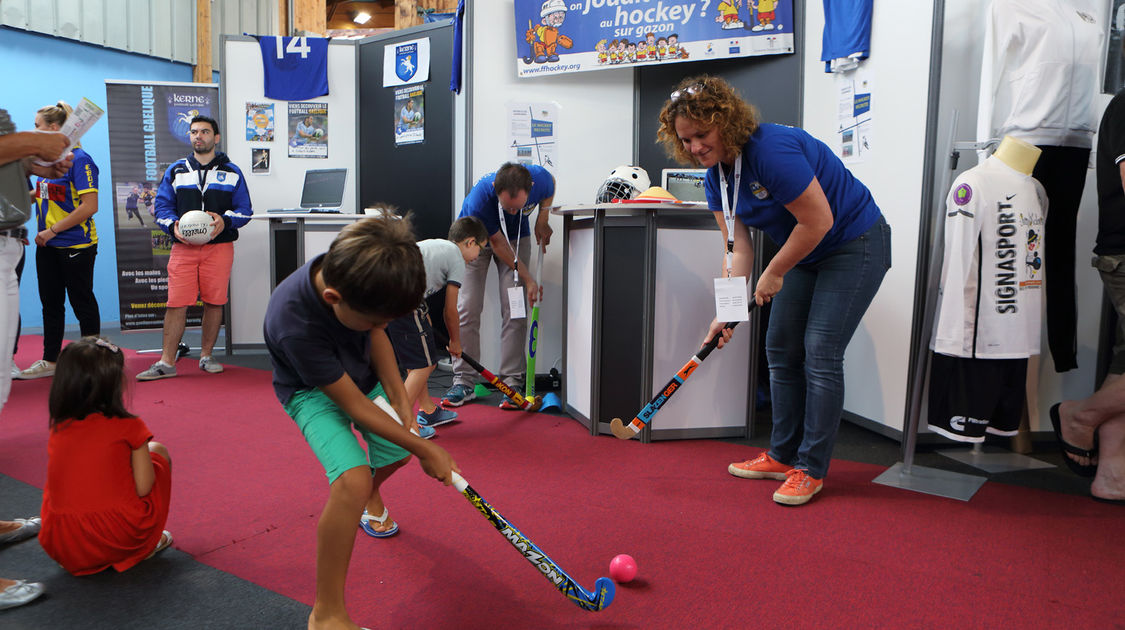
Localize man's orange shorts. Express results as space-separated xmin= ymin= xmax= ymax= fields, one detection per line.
xmin=166 ymin=242 xmax=234 ymax=307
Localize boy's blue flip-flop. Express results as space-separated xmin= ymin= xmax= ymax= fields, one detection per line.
xmin=1050 ymin=403 xmax=1097 ymax=478
xmin=359 ymin=508 xmax=399 ymax=538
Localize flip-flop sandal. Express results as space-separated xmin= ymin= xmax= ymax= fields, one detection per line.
xmin=146 ymin=530 xmax=173 ymax=559
xmin=1050 ymin=403 xmax=1097 ymax=478
xmin=359 ymin=508 xmax=399 ymax=538
xmin=1092 ymin=495 xmax=1125 ymax=506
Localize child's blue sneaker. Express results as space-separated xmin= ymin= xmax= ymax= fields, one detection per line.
xmin=441 ymin=384 xmax=477 ymax=407
xmin=417 ymin=407 xmax=457 ymax=428
xmin=417 ymin=423 xmax=436 ymax=439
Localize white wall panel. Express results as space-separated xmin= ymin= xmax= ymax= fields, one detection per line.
xmin=126 ymin=0 xmax=152 ymax=56
xmin=80 ymin=0 xmax=105 ymax=45
xmin=151 ymin=1 xmax=173 ymax=60
xmin=803 ymin=2 xmax=934 ymax=433
xmin=100 ymin=0 xmax=125 ymax=50
xmin=55 ymin=0 xmax=80 ymax=38
xmin=26 ymin=0 xmax=55 ymax=33
xmin=1 ymin=0 xmax=275 ymax=65
xmin=468 ymin=0 xmax=634 ymax=373
xmin=223 ymin=36 xmax=358 ymax=346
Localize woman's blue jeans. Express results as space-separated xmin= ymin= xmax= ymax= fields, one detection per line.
xmin=765 ymin=216 xmax=891 ymax=479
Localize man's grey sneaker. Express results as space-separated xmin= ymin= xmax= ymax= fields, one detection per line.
xmin=440 ymin=384 xmax=476 ymax=407
xmin=15 ymin=360 xmax=54 ymax=380
xmin=136 ymin=361 xmax=177 ymax=381
xmin=199 ymin=356 xmax=224 ymax=374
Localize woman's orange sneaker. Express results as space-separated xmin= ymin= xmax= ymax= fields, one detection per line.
xmin=772 ymin=469 xmax=823 ymax=506
xmin=728 ymin=452 xmax=794 ymax=480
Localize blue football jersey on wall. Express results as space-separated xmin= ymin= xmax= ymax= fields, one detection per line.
xmin=259 ymin=36 xmax=330 ymax=101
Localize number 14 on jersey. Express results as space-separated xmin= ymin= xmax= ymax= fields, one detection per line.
xmin=275 ymin=36 xmax=312 ymax=59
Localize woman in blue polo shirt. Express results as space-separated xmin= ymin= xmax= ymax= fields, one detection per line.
xmin=15 ymin=101 xmax=101 ymax=381
xmin=657 ymin=75 xmax=891 ymax=506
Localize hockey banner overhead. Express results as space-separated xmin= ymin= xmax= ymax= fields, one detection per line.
xmin=105 ymin=81 xmax=216 ymax=331
xmin=513 ymin=0 xmax=794 ymax=78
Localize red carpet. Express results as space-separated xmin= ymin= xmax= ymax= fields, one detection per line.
xmin=4 ymin=336 xmax=1124 ymax=628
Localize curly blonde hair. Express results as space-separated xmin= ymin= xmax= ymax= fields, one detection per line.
xmin=656 ymin=75 xmax=759 ymax=167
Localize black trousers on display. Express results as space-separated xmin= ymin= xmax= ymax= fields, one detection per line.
xmin=1032 ymin=145 xmax=1090 ymax=373
xmin=35 ymin=244 xmax=100 ymax=362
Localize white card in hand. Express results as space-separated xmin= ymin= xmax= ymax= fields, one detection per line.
xmin=714 ymin=276 xmax=750 ymax=322
xmin=508 ymin=286 xmax=527 ymax=319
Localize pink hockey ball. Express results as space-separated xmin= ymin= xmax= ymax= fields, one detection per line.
xmin=609 ymin=554 xmax=637 ymax=583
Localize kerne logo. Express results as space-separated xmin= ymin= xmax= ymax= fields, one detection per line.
xmin=169 ymin=94 xmax=210 ymax=106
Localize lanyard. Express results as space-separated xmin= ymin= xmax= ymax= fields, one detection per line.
xmin=496 ymin=199 xmax=520 ymax=282
xmin=190 ymin=162 xmax=212 ymax=213
xmin=717 ymin=157 xmax=741 ymax=277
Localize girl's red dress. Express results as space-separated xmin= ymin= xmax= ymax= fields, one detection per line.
xmin=39 ymin=413 xmax=171 ymax=575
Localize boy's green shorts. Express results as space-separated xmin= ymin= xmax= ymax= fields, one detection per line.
xmin=284 ymin=383 xmax=411 ymax=484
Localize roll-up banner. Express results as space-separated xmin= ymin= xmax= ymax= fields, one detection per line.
xmin=105 ymin=81 xmax=217 ymax=331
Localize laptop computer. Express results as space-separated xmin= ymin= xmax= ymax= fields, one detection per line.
xmin=661 ymin=168 xmax=708 ymax=203
xmin=267 ymin=168 xmax=348 ymax=213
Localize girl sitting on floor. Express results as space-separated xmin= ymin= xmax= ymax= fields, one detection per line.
xmin=39 ymin=337 xmax=173 ymax=575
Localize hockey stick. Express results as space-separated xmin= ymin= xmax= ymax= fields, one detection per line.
xmin=458 ymin=350 xmax=534 ymax=409
xmin=374 ymin=398 xmax=615 ymax=611
xmin=451 ymin=471 xmax=615 ymax=612
xmin=437 ymin=329 xmax=533 ymax=409
xmin=609 ymin=302 xmax=758 ymax=439
xmin=525 ymin=244 xmax=545 ymax=405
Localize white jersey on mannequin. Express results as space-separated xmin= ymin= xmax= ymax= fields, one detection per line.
xmin=932 ymin=155 xmax=1048 ymax=359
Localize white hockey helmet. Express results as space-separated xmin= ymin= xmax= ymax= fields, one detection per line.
xmin=596 ymin=165 xmax=651 ymax=203
xmin=541 ymin=0 xmax=567 ymax=17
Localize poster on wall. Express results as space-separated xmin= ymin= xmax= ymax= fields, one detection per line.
xmin=383 ymin=37 xmax=431 ymax=87
xmin=394 ymin=85 xmax=425 ymax=146
xmin=288 ymin=102 xmax=328 ymax=158
xmin=507 ymin=102 xmax=559 ymax=177
xmin=105 ymin=80 xmax=215 ymax=331
xmin=512 ymin=0 xmax=793 ymax=77
xmin=836 ymin=68 xmax=873 ymax=164
xmin=245 ymin=102 xmax=275 ymax=142
xmin=252 ymin=148 xmax=271 ymax=174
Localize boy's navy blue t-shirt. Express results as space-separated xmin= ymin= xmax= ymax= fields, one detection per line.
xmin=264 ymin=254 xmax=377 ymax=405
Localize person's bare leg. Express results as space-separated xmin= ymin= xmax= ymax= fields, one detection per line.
xmin=200 ymin=302 xmax=224 ymax=358
xmin=158 ymin=307 xmax=188 ymax=366
xmin=404 ymin=366 xmax=438 ymax=415
xmin=308 ymin=466 xmax=371 ymax=630
xmin=1057 ymin=374 xmax=1125 ymax=467
xmin=1091 ymin=415 xmax=1125 ymax=501
xmin=362 ymin=456 xmax=409 ymax=533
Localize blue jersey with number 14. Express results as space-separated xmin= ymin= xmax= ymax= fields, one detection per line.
xmin=259 ymin=36 xmax=329 ymax=101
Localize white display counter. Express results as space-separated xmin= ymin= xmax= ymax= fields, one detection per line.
xmin=556 ymin=202 xmax=764 ymax=442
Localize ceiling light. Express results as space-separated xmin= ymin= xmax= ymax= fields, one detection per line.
xmin=353 ymin=12 xmax=371 ymax=24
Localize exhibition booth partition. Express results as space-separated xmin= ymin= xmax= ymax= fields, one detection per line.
xmin=220 ymin=22 xmax=459 ymax=349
